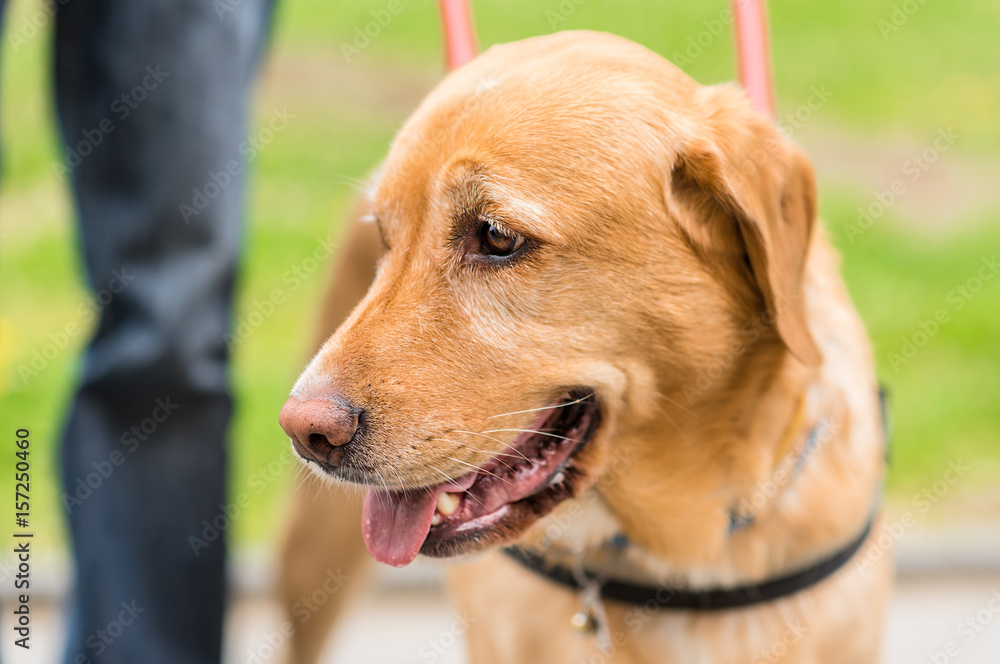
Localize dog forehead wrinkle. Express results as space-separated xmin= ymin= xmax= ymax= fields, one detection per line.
xmin=485 ymin=179 xmax=561 ymax=241
xmin=436 ymin=161 xmax=561 ymax=243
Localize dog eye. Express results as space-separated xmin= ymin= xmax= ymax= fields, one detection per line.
xmin=480 ymin=222 xmax=525 ymax=257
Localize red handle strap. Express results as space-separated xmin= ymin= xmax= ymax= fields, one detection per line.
xmin=438 ymin=0 xmax=477 ymax=71
xmin=731 ymin=0 xmax=775 ymax=117
xmin=437 ymin=1 xmax=775 ymax=117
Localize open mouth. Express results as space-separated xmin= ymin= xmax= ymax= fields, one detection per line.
xmin=361 ymin=390 xmax=601 ymax=567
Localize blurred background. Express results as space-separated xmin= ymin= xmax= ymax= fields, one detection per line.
xmin=0 ymin=0 xmax=998 ymax=662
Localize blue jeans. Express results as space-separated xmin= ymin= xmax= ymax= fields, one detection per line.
xmin=39 ymin=0 xmax=273 ymax=662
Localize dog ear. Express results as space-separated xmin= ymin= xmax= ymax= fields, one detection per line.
xmin=668 ymin=84 xmax=821 ymax=366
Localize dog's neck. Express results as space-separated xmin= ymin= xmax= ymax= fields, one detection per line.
xmin=525 ymin=241 xmax=884 ymax=588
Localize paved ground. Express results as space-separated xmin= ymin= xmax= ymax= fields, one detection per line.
xmin=6 ymin=574 xmax=1000 ymax=664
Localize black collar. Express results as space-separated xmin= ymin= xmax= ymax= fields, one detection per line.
xmin=502 ymin=515 xmax=873 ymax=611
xmin=503 ymin=389 xmax=890 ymax=614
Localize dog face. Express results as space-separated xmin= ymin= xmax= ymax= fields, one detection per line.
xmin=280 ymin=31 xmax=819 ymax=567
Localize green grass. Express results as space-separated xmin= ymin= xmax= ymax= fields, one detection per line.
xmin=1 ymin=0 xmax=998 ymax=551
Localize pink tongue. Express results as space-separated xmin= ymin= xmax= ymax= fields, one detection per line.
xmin=360 ymin=472 xmax=476 ymax=567
xmin=362 ymin=487 xmax=437 ymax=567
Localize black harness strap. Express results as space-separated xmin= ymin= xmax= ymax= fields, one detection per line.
xmin=502 ymin=516 xmax=873 ymax=611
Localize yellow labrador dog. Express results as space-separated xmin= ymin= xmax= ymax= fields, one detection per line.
xmin=278 ymin=31 xmax=890 ymax=664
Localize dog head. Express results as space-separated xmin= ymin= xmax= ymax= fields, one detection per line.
xmin=280 ymin=31 xmax=819 ymax=566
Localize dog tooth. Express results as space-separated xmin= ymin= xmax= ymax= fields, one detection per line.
xmin=550 ymin=471 xmax=565 ymax=486
xmin=437 ymin=491 xmax=459 ymax=516
xmin=431 ymin=512 xmax=443 ymax=526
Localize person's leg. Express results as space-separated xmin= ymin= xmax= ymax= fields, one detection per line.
xmin=54 ymin=1 xmax=274 ymax=662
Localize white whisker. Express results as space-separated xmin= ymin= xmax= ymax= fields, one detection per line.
xmin=333 ymin=173 xmax=370 ymax=196
xmin=436 ymin=437 xmax=522 ymax=471
xmin=430 ymin=463 xmax=486 ymax=507
xmin=660 ymin=393 xmax=699 ymax=419
xmin=485 ymin=392 xmax=594 ymax=420
xmin=653 ymin=400 xmax=692 ymax=444
xmin=374 ymin=468 xmax=392 ymax=510
xmin=449 ymin=430 xmax=531 ymax=462
xmin=484 ymin=428 xmax=570 ymax=441
xmin=443 ymin=456 xmax=515 ymax=490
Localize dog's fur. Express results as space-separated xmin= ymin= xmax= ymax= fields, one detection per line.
xmin=279 ymin=31 xmax=891 ymax=663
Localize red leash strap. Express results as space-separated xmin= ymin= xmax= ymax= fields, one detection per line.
xmin=437 ymin=1 xmax=774 ymax=116
xmin=731 ymin=0 xmax=775 ymax=117
xmin=438 ymin=0 xmax=477 ymax=71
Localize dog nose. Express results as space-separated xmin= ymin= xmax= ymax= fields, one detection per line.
xmin=279 ymin=397 xmax=361 ymax=467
